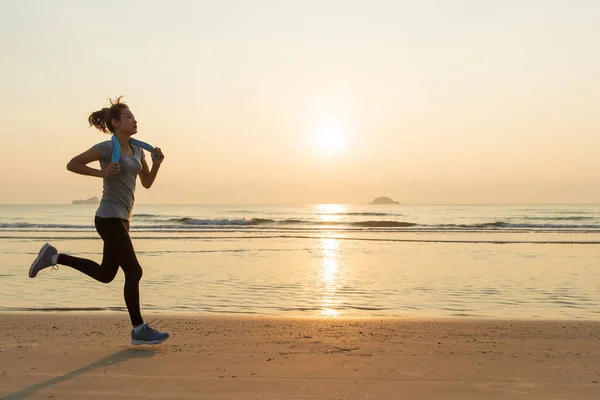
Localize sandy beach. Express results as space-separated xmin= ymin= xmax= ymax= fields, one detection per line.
xmin=1 ymin=314 xmax=599 ymax=399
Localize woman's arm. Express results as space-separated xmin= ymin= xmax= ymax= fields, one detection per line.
xmin=66 ymin=147 xmax=118 ymax=178
xmin=139 ymin=147 xmax=164 ymax=189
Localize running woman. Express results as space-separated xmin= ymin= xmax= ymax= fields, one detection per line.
xmin=29 ymin=96 xmax=170 ymax=345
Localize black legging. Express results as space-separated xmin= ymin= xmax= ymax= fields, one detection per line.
xmin=57 ymin=216 xmax=144 ymax=326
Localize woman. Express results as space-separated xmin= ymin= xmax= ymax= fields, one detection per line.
xmin=29 ymin=96 xmax=170 ymax=345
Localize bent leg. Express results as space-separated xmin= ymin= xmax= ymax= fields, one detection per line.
xmin=96 ymin=217 xmax=144 ymax=327
xmin=56 ymin=217 xmax=122 ymax=283
xmin=57 ymin=241 xmax=119 ymax=284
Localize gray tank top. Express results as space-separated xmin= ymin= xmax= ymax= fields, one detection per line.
xmin=93 ymin=140 xmax=145 ymax=220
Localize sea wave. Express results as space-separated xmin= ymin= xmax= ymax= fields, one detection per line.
xmin=449 ymin=222 xmax=507 ymax=228
xmin=2 ymin=218 xmax=600 ymax=232
xmin=169 ymin=217 xmax=275 ymax=225
xmin=523 ymin=216 xmax=594 ymax=221
xmin=0 ymin=222 xmax=92 ymax=229
xmin=349 ymin=221 xmax=417 ymax=227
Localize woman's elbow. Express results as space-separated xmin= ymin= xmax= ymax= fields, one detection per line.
xmin=66 ymin=160 xmax=75 ymax=172
xmin=66 ymin=159 xmax=82 ymax=172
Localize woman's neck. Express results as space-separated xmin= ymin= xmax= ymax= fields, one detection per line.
xmin=114 ymin=132 xmax=130 ymax=148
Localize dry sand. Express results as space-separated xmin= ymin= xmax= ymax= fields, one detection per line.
xmin=1 ymin=314 xmax=599 ymax=399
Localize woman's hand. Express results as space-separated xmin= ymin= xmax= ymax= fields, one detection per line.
xmin=152 ymin=147 xmax=165 ymax=166
xmin=102 ymin=163 xmax=120 ymax=178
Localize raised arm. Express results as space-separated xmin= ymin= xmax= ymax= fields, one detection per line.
xmin=139 ymin=147 xmax=164 ymax=189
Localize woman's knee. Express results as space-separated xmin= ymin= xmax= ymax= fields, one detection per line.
xmin=99 ymin=269 xmax=118 ymax=284
xmin=124 ymin=265 xmax=143 ymax=282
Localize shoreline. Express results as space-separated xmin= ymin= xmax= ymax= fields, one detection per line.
xmin=2 ymin=310 xmax=600 ymax=322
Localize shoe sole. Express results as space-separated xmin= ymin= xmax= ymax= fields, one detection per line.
xmin=29 ymin=242 xmax=51 ymax=278
xmin=131 ymin=334 xmax=171 ymax=345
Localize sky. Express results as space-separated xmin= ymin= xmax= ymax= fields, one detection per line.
xmin=1 ymin=0 xmax=599 ymax=204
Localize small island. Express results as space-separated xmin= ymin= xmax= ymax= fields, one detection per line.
xmin=71 ymin=196 xmax=100 ymax=205
xmin=369 ymin=196 xmax=400 ymax=205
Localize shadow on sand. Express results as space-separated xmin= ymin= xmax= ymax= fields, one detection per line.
xmin=2 ymin=348 xmax=156 ymax=400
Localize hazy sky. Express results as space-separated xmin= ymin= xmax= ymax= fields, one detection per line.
xmin=1 ymin=0 xmax=599 ymax=204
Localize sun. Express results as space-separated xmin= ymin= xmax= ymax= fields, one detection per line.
xmin=313 ymin=118 xmax=347 ymax=155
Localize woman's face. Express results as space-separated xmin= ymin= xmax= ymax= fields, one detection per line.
xmin=113 ymin=108 xmax=138 ymax=135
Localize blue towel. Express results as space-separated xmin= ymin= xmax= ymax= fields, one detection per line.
xmin=111 ymin=135 xmax=159 ymax=163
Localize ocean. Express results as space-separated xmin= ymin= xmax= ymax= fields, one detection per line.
xmin=1 ymin=203 xmax=599 ymax=319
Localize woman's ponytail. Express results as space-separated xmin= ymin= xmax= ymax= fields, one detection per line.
xmin=88 ymin=108 xmax=111 ymax=133
xmin=87 ymin=96 xmax=128 ymax=134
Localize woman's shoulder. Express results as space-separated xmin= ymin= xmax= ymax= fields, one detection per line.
xmin=93 ymin=140 xmax=114 ymax=158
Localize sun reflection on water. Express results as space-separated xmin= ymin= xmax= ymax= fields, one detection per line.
xmin=315 ymin=204 xmax=348 ymax=225
xmin=318 ymin=237 xmax=343 ymax=317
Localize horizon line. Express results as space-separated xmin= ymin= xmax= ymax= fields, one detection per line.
xmin=2 ymin=202 xmax=600 ymax=207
